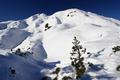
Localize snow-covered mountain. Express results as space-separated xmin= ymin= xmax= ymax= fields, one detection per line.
xmin=0 ymin=9 xmax=120 ymax=80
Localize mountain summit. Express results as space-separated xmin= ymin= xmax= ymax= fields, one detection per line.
xmin=0 ymin=9 xmax=120 ymax=80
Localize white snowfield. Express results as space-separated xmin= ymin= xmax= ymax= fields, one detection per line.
xmin=0 ymin=9 xmax=120 ymax=80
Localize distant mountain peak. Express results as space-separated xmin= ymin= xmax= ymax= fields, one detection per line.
xmin=0 ymin=9 xmax=120 ymax=80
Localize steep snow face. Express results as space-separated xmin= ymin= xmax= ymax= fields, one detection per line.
xmin=41 ymin=9 xmax=120 ymax=64
xmin=0 ymin=22 xmax=10 ymax=30
xmin=25 ymin=13 xmax=48 ymax=33
xmin=0 ymin=9 xmax=120 ymax=79
xmin=0 ymin=28 xmax=30 ymax=49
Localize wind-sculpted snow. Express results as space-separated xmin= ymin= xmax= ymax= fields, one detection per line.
xmin=0 ymin=22 xmax=9 ymax=30
xmin=31 ymin=41 xmax=47 ymax=61
xmin=8 ymin=20 xmax=28 ymax=29
xmin=0 ymin=54 xmax=58 ymax=80
xmin=0 ymin=9 xmax=120 ymax=80
xmin=0 ymin=28 xmax=30 ymax=49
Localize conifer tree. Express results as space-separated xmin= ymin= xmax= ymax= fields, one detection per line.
xmin=70 ymin=37 xmax=86 ymax=79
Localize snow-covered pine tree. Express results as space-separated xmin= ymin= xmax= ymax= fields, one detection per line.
xmin=70 ymin=37 xmax=86 ymax=79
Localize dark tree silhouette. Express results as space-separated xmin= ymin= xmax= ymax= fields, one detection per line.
xmin=116 ymin=65 xmax=120 ymax=71
xmin=41 ymin=76 xmax=51 ymax=80
xmin=9 ymin=67 xmax=16 ymax=77
xmin=70 ymin=37 xmax=86 ymax=79
xmin=112 ymin=46 xmax=120 ymax=53
xmin=52 ymin=67 xmax=61 ymax=80
xmin=44 ymin=23 xmax=51 ymax=31
xmin=13 ymin=48 xmax=33 ymax=57
xmin=62 ymin=76 xmax=73 ymax=80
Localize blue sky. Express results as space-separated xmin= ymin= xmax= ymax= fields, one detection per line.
xmin=0 ymin=0 xmax=120 ymax=21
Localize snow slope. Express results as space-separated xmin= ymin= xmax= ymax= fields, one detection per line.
xmin=0 ymin=9 xmax=120 ymax=80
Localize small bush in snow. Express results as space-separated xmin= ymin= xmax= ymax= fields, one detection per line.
xmin=116 ymin=65 xmax=120 ymax=71
xmin=70 ymin=37 xmax=86 ymax=79
xmin=52 ymin=67 xmax=61 ymax=80
xmin=44 ymin=23 xmax=51 ymax=31
xmin=62 ymin=76 xmax=73 ymax=80
xmin=112 ymin=46 xmax=120 ymax=53
xmin=9 ymin=67 xmax=16 ymax=77
xmin=13 ymin=48 xmax=33 ymax=57
xmin=52 ymin=67 xmax=61 ymax=74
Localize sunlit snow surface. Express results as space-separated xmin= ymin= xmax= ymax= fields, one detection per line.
xmin=0 ymin=9 xmax=120 ymax=80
